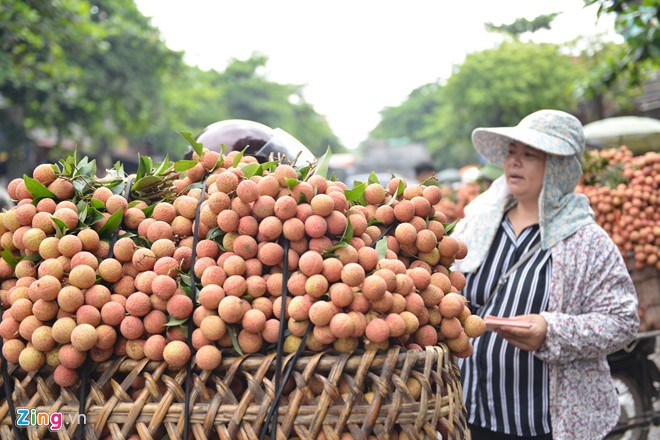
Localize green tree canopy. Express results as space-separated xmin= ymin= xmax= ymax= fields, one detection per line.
xmin=368 ymin=41 xmax=585 ymax=169
xmin=0 ymin=0 xmax=180 ymax=163
xmin=584 ymin=0 xmax=659 ymax=92
xmin=1 ymin=1 xmax=343 ymax=174
xmin=142 ymin=53 xmax=344 ymax=158
xmin=485 ymin=13 xmax=561 ymax=38
xmin=369 ymin=83 xmax=443 ymax=142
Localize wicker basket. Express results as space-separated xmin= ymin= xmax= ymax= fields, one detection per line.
xmin=0 ymin=345 xmax=467 ymax=440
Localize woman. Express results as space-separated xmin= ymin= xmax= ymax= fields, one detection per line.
xmin=452 ymin=110 xmax=639 ymax=440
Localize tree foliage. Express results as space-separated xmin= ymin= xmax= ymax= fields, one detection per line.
xmin=369 ymin=83 xmax=443 ymax=142
xmin=584 ymin=0 xmax=660 ymax=92
xmin=140 ymin=53 xmax=343 ymax=158
xmin=484 ymin=13 xmax=561 ymax=38
xmin=368 ymin=41 xmax=584 ymax=169
xmin=0 ymin=1 xmax=342 ymax=175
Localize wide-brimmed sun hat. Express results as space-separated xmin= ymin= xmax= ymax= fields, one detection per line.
xmin=471 ymin=109 xmax=585 ymax=166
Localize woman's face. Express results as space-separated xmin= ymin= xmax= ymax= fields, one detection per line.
xmin=504 ymin=141 xmax=547 ymax=202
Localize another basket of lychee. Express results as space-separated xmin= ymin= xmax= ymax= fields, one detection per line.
xmin=0 ymin=140 xmax=484 ymax=440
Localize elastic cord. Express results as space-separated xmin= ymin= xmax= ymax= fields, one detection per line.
xmin=369 ymin=220 xmax=400 ymax=249
xmin=262 ymin=320 xmax=314 ymax=440
xmin=259 ymin=238 xmax=290 ymax=440
xmin=76 ymin=357 xmax=91 ymax=440
xmin=183 ymin=181 xmax=207 ymax=440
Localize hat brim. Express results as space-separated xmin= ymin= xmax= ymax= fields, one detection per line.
xmin=472 ymin=126 xmax=577 ymax=167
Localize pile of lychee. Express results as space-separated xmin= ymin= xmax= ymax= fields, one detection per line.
xmin=577 ymin=147 xmax=660 ymax=271
xmin=0 ymin=149 xmax=485 ymax=388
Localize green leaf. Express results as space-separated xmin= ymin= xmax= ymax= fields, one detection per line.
xmin=154 ymin=155 xmax=171 ymax=176
xmin=21 ymin=253 xmax=42 ymax=264
xmin=232 ymin=147 xmax=248 ymax=168
xmin=50 ymin=216 xmax=69 ymax=238
xmin=72 ymin=178 xmax=87 ymax=195
xmin=241 ymin=163 xmax=262 ymax=178
xmin=330 ymin=172 xmax=338 ymax=182
xmin=321 ymin=242 xmax=348 ymax=258
xmin=298 ymin=165 xmax=311 ymax=181
xmin=113 ymin=161 xmax=125 ymax=176
xmin=367 ymin=172 xmax=380 ymax=185
xmin=23 ymin=175 xmax=57 ymax=200
xmin=312 ymin=146 xmax=332 ymax=178
xmin=78 ymin=205 xmax=88 ymax=224
xmin=367 ymin=218 xmax=385 ymax=227
xmin=386 ymin=179 xmax=405 ymax=206
xmin=132 ymin=175 xmax=163 ymax=192
xmin=376 ymin=237 xmax=388 ymax=260
xmin=136 ymin=155 xmax=153 ymax=181
xmin=179 ymin=131 xmax=205 ymax=158
xmin=206 ymin=227 xmax=225 ymax=242
xmin=180 ymin=274 xmax=191 ymax=287
xmin=1 ymin=246 xmax=18 ymax=269
xmin=344 ymin=182 xmax=366 ymax=202
xmin=85 ymin=207 xmax=105 ymax=226
xmin=97 ymin=210 xmax=124 ymax=239
xmin=79 ymin=159 xmax=97 ymax=177
xmin=422 ymin=178 xmax=440 ymax=187
xmin=164 ymin=316 xmax=188 ymax=327
xmin=261 ymin=161 xmax=278 ymax=173
xmin=340 ymin=218 xmax=353 ymax=244
xmin=127 ymin=200 xmax=143 ymax=208
xmin=174 ymin=160 xmax=198 ymax=172
xmin=142 ymin=204 xmax=157 ymax=218
xmin=227 ymin=325 xmax=244 ymax=356
xmin=91 ymin=198 xmax=105 ymax=210
xmin=183 ymin=182 xmax=204 ymax=193
xmin=443 ymin=219 xmax=459 ymax=236
xmin=285 ymin=177 xmax=300 ymax=190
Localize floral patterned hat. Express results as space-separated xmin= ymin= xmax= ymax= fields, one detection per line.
xmin=471 ymin=110 xmax=585 ymax=166
xmin=452 ymin=110 xmax=595 ymax=274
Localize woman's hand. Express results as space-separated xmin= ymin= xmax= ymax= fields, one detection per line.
xmin=495 ymin=314 xmax=548 ymax=352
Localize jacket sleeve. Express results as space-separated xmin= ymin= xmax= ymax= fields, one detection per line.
xmin=534 ymin=227 xmax=639 ymax=364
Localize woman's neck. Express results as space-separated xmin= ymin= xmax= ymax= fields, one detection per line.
xmin=508 ymin=199 xmax=539 ymax=237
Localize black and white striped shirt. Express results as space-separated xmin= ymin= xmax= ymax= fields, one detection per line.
xmin=460 ymin=215 xmax=552 ymax=436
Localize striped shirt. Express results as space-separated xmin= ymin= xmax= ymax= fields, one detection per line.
xmin=460 ymin=215 xmax=552 ymax=436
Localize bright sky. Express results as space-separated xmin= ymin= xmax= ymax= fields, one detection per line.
xmin=135 ymin=0 xmax=618 ymax=149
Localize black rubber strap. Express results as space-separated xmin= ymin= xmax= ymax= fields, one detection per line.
xmin=259 ymin=239 xmax=291 ymax=440
xmin=183 ymin=181 xmax=207 ymax=440
xmin=76 ymin=356 xmax=91 ymax=440
xmin=369 ymin=220 xmax=400 ymax=249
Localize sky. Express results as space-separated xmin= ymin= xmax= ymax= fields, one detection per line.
xmin=134 ymin=0 xmax=619 ymax=149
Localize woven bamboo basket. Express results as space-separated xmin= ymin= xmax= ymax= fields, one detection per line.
xmin=0 ymin=345 xmax=467 ymax=440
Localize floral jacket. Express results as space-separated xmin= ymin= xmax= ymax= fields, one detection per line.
xmin=534 ymin=222 xmax=639 ymax=439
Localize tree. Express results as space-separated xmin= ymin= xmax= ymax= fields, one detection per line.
xmin=0 ymin=1 xmax=100 ymax=168
xmin=584 ymin=0 xmax=660 ymax=92
xmin=216 ymin=53 xmax=343 ymax=156
xmin=426 ymin=41 xmax=584 ymax=168
xmin=367 ymin=41 xmax=585 ymax=169
xmin=0 ymin=0 xmax=181 ymax=173
xmin=485 ymin=13 xmax=561 ymax=38
xmin=368 ymin=82 xmax=443 ymax=142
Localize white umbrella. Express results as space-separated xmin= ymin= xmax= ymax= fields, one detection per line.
xmin=583 ymin=116 xmax=660 ymax=153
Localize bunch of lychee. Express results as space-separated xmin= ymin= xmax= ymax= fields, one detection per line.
xmin=577 ymin=147 xmax=660 ymax=271
xmin=0 ymin=150 xmax=485 ymax=386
